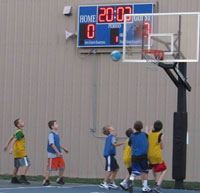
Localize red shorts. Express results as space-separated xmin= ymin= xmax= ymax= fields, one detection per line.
xmin=47 ymin=156 xmax=65 ymax=171
xmin=149 ymin=161 xmax=167 ymax=173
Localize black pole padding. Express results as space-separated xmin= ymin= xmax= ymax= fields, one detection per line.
xmin=172 ymin=112 xmax=187 ymax=189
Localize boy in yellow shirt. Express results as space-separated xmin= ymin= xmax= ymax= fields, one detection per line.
xmin=147 ymin=120 xmax=167 ymax=193
xmin=4 ymin=119 xmax=30 ymax=184
xmin=120 ymin=128 xmax=133 ymax=190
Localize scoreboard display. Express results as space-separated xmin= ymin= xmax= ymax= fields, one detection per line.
xmin=77 ymin=3 xmax=154 ymax=48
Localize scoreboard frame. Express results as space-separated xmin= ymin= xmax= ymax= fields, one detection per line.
xmin=77 ymin=3 xmax=155 ymax=48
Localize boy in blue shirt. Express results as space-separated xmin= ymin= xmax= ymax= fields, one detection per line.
xmin=99 ymin=125 xmax=124 ymax=190
xmin=43 ymin=120 xmax=69 ymax=186
xmin=128 ymin=121 xmax=151 ymax=193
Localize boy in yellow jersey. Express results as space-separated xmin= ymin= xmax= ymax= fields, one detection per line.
xmin=120 ymin=128 xmax=134 ymax=190
xmin=147 ymin=120 xmax=167 ymax=193
xmin=3 ymin=119 xmax=30 ymax=184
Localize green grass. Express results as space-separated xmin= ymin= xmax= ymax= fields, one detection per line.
xmin=0 ymin=175 xmax=200 ymax=190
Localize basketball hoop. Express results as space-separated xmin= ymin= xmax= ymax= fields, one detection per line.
xmin=142 ymin=49 xmax=164 ymax=69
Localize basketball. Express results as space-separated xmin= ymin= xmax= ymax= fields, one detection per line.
xmin=110 ymin=51 xmax=121 ymax=61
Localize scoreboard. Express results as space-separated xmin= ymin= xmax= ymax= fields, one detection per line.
xmin=77 ymin=3 xmax=154 ymax=48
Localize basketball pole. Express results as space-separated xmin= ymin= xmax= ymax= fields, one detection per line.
xmin=171 ymin=17 xmax=188 ymax=188
xmin=172 ymin=62 xmax=187 ymax=189
xmin=158 ymin=62 xmax=191 ymax=189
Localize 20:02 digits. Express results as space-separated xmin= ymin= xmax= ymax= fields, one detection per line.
xmin=98 ymin=6 xmax=132 ymax=23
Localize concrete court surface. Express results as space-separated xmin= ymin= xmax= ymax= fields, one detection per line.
xmin=0 ymin=180 xmax=199 ymax=193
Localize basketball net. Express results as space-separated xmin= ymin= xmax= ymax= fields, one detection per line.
xmin=142 ymin=49 xmax=164 ymax=70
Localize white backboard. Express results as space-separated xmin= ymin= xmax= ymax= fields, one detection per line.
xmin=123 ymin=12 xmax=200 ymax=63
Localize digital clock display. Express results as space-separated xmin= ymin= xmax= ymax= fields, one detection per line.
xmin=77 ymin=3 xmax=154 ymax=47
xmin=98 ymin=6 xmax=132 ymax=23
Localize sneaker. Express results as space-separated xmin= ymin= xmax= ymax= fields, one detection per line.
xmin=99 ymin=182 xmax=110 ymax=190
xmin=142 ymin=185 xmax=152 ymax=193
xmin=43 ymin=179 xmax=50 ymax=186
xmin=127 ymin=180 xmax=134 ymax=193
xmin=109 ymin=182 xmax=119 ymax=189
xmin=11 ymin=177 xmax=22 ymax=184
xmin=19 ymin=175 xmax=30 ymax=184
xmin=56 ymin=177 xmax=65 ymax=185
xmin=120 ymin=181 xmax=128 ymax=191
xmin=154 ymin=185 xmax=162 ymax=193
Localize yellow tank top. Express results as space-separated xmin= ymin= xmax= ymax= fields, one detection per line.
xmin=147 ymin=131 xmax=163 ymax=164
xmin=13 ymin=129 xmax=27 ymax=158
xmin=123 ymin=138 xmax=132 ymax=168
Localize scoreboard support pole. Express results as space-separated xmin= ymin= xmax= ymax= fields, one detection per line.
xmin=158 ymin=62 xmax=191 ymax=189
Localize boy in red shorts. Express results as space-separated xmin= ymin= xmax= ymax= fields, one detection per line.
xmin=43 ymin=120 xmax=69 ymax=186
xmin=147 ymin=120 xmax=167 ymax=193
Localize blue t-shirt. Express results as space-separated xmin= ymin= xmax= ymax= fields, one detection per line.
xmin=103 ymin=134 xmax=116 ymax=157
xmin=129 ymin=132 xmax=148 ymax=156
xmin=47 ymin=131 xmax=61 ymax=154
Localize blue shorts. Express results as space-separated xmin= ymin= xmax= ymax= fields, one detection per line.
xmin=131 ymin=158 xmax=149 ymax=176
xmin=105 ymin=155 xmax=119 ymax=172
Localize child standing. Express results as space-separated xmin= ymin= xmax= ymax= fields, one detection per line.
xmin=43 ymin=120 xmax=69 ymax=186
xmin=99 ymin=125 xmax=124 ymax=190
xmin=147 ymin=120 xmax=167 ymax=193
xmin=128 ymin=121 xmax=151 ymax=193
xmin=120 ymin=128 xmax=134 ymax=190
xmin=4 ymin=119 xmax=30 ymax=184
